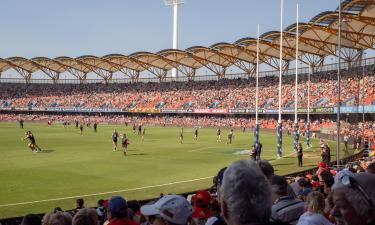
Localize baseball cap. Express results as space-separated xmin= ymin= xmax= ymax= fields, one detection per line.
xmin=319 ymin=162 xmax=328 ymax=168
xmin=140 ymin=195 xmax=192 ymax=225
xmin=213 ymin=167 xmax=227 ymax=186
xmin=192 ymin=191 xmax=212 ymax=219
xmin=109 ymin=196 xmax=128 ymax=215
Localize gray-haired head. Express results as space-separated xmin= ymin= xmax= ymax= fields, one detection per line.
xmin=220 ymin=159 xmax=272 ymax=225
xmin=331 ymin=171 xmax=375 ymax=225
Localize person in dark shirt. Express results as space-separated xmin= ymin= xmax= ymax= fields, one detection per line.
xmin=180 ymin=127 xmax=184 ymax=144
xmin=79 ymin=124 xmax=84 ymax=136
xmin=19 ymin=119 xmax=24 ymax=129
xmin=23 ymin=131 xmax=42 ymax=152
xmin=297 ymin=142 xmax=303 ymax=167
xmin=93 ymin=123 xmax=97 ymax=132
xmin=216 ymin=128 xmax=221 ymax=142
xmin=112 ymin=130 xmax=119 ymax=151
xmin=194 ymin=128 xmax=199 ymax=140
xmin=121 ymin=134 xmax=129 ymax=156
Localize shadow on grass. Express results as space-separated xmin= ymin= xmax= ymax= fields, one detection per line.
xmin=128 ymin=153 xmax=147 ymax=156
xmin=38 ymin=149 xmax=55 ymax=153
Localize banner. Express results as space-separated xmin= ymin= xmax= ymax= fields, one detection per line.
xmin=160 ymin=109 xmax=193 ymax=113
xmin=315 ymin=107 xmax=334 ymax=113
xmin=193 ymin=109 xmax=228 ymax=114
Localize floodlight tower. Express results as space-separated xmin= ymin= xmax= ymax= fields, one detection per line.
xmin=164 ymin=0 xmax=184 ymax=80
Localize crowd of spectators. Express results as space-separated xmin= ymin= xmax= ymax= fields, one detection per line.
xmin=1 ymin=69 xmax=374 ymax=110
xmin=14 ymin=154 xmax=375 ymax=225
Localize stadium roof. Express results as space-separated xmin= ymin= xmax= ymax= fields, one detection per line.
xmin=1 ymin=0 xmax=374 ymax=82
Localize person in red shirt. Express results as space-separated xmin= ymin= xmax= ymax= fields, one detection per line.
xmin=107 ymin=196 xmax=139 ymax=225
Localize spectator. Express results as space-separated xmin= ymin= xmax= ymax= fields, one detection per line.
xmin=331 ymin=172 xmax=375 ymax=225
xmin=270 ymin=175 xmax=304 ymax=225
xmin=21 ymin=214 xmax=42 ymax=225
xmin=72 ymin=208 xmax=98 ymax=225
xmin=42 ymin=211 xmax=72 ymax=225
xmin=296 ymin=191 xmax=333 ymax=225
xmin=366 ymin=161 xmax=375 ymax=174
xmin=97 ymin=199 xmax=107 ymax=224
xmin=72 ymin=198 xmax=85 ymax=215
xmin=140 ymin=194 xmax=192 ymax=225
xmin=107 ymin=196 xmax=139 ymax=225
xmin=220 ymin=159 xmax=279 ymax=225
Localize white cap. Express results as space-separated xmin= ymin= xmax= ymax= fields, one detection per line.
xmin=141 ymin=195 xmax=193 ymax=225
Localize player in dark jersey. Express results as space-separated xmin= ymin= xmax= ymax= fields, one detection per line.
xmin=194 ymin=128 xmax=198 ymax=141
xmin=112 ymin=129 xmax=119 ymax=151
xmin=132 ymin=124 xmax=136 ymax=134
xmin=121 ymin=133 xmax=129 ymax=156
xmin=79 ymin=124 xmax=84 ymax=135
xmin=23 ymin=131 xmax=41 ymax=152
xmin=75 ymin=121 xmax=79 ymax=128
xmin=141 ymin=128 xmax=146 ymax=143
xmin=216 ymin=128 xmax=221 ymax=142
xmin=19 ymin=119 xmax=24 ymax=129
xmin=138 ymin=125 xmax=142 ymax=135
xmin=93 ymin=123 xmax=97 ymax=132
xmin=227 ymin=129 xmax=234 ymax=144
xmin=180 ymin=127 xmax=184 ymax=144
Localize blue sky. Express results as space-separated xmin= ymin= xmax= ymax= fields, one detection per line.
xmin=0 ymin=0 xmax=339 ymax=58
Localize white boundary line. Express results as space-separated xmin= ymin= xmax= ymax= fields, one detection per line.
xmin=0 ymin=176 xmax=213 ymax=207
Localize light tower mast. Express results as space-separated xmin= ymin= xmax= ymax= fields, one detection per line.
xmin=164 ymin=0 xmax=184 ymax=80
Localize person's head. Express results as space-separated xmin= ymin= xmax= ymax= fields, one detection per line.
xmin=108 ymin=196 xmax=128 ymax=219
xmin=72 ymin=208 xmax=98 ymax=225
xmin=140 ymin=194 xmax=193 ymax=225
xmin=213 ymin=167 xmax=227 ymax=200
xmin=270 ymin=175 xmax=288 ymax=197
xmin=194 ymin=190 xmax=211 ymax=208
xmin=298 ymin=143 xmax=302 ymax=148
xmin=320 ymin=170 xmax=334 ymax=194
xmin=257 ymin=160 xmax=274 ymax=179
xmin=22 ymin=214 xmax=42 ymax=225
xmin=53 ymin=207 xmax=63 ymax=213
xmin=305 ymin=191 xmax=325 ymax=214
xmin=76 ymin=198 xmax=84 ymax=209
xmin=98 ymin=199 xmax=104 ymax=207
xmin=366 ymin=161 xmax=375 ymax=174
xmin=42 ymin=211 xmax=72 ymax=225
xmin=331 ymin=172 xmax=375 ymax=225
xmin=220 ymin=159 xmax=272 ymax=225
xmin=297 ymin=178 xmax=306 ymax=188
xmin=127 ymin=200 xmax=141 ymax=213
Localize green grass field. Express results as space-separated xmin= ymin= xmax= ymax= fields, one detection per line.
xmin=0 ymin=122 xmax=352 ymax=218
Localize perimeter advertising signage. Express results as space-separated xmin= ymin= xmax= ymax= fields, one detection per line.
xmin=193 ymin=109 xmax=228 ymax=114
xmin=160 ymin=109 xmax=193 ymax=113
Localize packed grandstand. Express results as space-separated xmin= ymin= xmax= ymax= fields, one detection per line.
xmin=1 ymin=0 xmax=375 ymax=225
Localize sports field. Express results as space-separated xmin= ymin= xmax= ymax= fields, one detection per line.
xmin=0 ymin=122 xmax=352 ymax=218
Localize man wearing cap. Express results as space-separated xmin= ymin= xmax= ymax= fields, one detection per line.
xmin=192 ymin=191 xmax=212 ymax=225
xmin=107 ymin=196 xmax=139 ymax=225
xmin=140 ymin=194 xmax=192 ymax=225
xmin=270 ymin=175 xmax=304 ymax=225
xmin=331 ymin=171 xmax=375 ymax=225
xmin=206 ymin=167 xmax=228 ymax=225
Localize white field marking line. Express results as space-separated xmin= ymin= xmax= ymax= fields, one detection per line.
xmin=0 ymin=176 xmax=213 ymax=207
xmin=188 ymin=146 xmax=216 ymax=152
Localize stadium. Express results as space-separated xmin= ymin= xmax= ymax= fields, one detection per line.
xmin=0 ymin=0 xmax=375 ymax=225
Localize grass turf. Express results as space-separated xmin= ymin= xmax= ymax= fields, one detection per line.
xmin=0 ymin=122 xmax=353 ymax=218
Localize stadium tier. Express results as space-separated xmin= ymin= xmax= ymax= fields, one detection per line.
xmin=1 ymin=66 xmax=375 ymax=113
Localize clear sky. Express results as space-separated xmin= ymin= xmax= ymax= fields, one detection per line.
xmin=0 ymin=0 xmax=339 ymax=58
